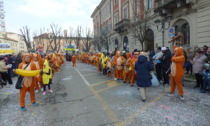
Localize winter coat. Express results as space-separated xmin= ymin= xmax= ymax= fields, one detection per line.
xmin=153 ymin=51 xmax=163 ymax=65
xmin=193 ymin=54 xmax=206 ymax=73
xmin=135 ymin=56 xmax=154 ymax=87
xmin=160 ymin=50 xmax=171 ymax=70
xmin=0 ymin=60 xmax=8 ymax=72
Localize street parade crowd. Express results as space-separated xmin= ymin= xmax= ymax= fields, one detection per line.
xmin=0 ymin=41 xmax=210 ymax=111
xmin=0 ymin=53 xmax=65 ymax=111
xmin=77 ymin=42 xmax=210 ymax=102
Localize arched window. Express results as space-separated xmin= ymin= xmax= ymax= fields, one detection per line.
xmin=115 ymin=39 xmax=119 ymax=49
xmin=145 ymin=29 xmax=154 ymax=51
xmin=123 ymin=36 xmax=129 ymax=51
xmin=173 ymin=19 xmax=190 ymax=45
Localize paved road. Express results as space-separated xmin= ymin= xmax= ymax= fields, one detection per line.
xmin=0 ymin=62 xmax=210 ymax=126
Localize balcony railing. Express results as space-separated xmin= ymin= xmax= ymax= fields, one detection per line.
xmin=114 ymin=19 xmax=130 ymax=33
xmin=156 ymin=0 xmax=176 ymax=8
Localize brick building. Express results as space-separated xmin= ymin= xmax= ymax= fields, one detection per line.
xmin=91 ymin=0 xmax=210 ymax=52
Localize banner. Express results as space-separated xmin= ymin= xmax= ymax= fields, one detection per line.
xmin=64 ymin=48 xmax=76 ymax=51
xmin=0 ymin=43 xmax=14 ymax=54
xmin=0 ymin=43 xmax=11 ymax=49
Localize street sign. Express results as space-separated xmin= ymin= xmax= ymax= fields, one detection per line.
xmin=168 ymin=27 xmax=175 ymax=37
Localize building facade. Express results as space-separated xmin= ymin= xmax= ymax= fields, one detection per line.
xmin=33 ymin=32 xmax=94 ymax=53
xmin=0 ymin=32 xmax=27 ymax=54
xmin=91 ymin=0 xmax=210 ymax=52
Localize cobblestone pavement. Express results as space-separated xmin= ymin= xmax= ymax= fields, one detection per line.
xmin=0 ymin=62 xmax=209 ymax=126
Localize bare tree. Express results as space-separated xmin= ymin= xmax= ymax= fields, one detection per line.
xmin=131 ymin=0 xmax=150 ymax=50
xmin=100 ymin=25 xmax=111 ymax=52
xmin=20 ymin=26 xmax=33 ymax=52
xmin=47 ymin=24 xmax=62 ymax=53
xmin=74 ymin=25 xmax=82 ymax=50
xmin=82 ymin=28 xmax=92 ymax=52
xmin=63 ymin=26 xmax=75 ymax=45
xmin=92 ymin=35 xmax=101 ymax=52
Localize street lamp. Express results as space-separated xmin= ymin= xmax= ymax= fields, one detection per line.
xmin=154 ymin=14 xmax=173 ymax=47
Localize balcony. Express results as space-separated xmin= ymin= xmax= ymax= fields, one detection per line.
xmin=114 ymin=19 xmax=130 ymax=34
xmin=155 ymin=0 xmax=196 ymax=13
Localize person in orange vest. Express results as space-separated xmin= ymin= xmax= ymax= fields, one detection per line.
xmin=96 ymin=53 xmax=102 ymax=72
xmin=113 ymin=51 xmax=120 ymax=80
xmin=106 ymin=56 xmax=112 ymax=77
xmin=129 ymin=51 xmax=140 ymax=87
xmin=72 ymin=54 xmax=77 ymax=67
xmin=115 ymin=51 xmax=125 ymax=80
xmin=18 ymin=53 xmax=38 ymax=111
xmin=32 ymin=53 xmax=44 ymax=92
xmin=124 ymin=52 xmax=132 ymax=83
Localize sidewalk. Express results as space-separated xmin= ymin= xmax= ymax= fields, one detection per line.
xmin=0 ymin=77 xmax=18 ymax=106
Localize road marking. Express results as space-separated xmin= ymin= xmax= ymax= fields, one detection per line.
xmin=90 ymin=80 xmax=114 ymax=87
xmin=83 ymin=73 xmax=98 ymax=77
xmin=96 ymin=81 xmax=121 ymax=93
xmin=116 ymin=88 xmax=170 ymax=126
xmin=89 ymin=86 xmax=119 ymax=124
xmin=75 ymin=67 xmax=119 ymax=125
xmin=75 ymin=68 xmax=90 ymax=86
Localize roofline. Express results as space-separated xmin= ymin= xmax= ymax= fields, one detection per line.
xmin=0 ymin=37 xmax=18 ymax=42
xmin=91 ymin=0 xmax=107 ymax=18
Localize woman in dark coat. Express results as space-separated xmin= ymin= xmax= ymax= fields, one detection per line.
xmin=135 ymin=53 xmax=154 ymax=102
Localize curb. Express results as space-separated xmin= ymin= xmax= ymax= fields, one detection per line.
xmin=184 ymin=78 xmax=196 ymax=82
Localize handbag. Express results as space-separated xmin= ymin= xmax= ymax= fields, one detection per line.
xmin=15 ymin=63 xmax=30 ymax=89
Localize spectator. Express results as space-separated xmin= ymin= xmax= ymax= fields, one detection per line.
xmin=160 ymin=47 xmax=172 ymax=85
xmin=205 ymin=47 xmax=210 ymax=59
xmin=15 ymin=53 xmax=22 ymax=67
xmin=0 ymin=57 xmax=13 ymax=87
xmin=135 ymin=52 xmax=154 ymax=102
xmin=149 ymin=50 xmax=155 ymax=63
xmin=192 ymin=50 xmax=206 ymax=89
xmin=186 ymin=48 xmax=194 ymax=74
xmin=8 ymin=55 xmax=14 ymax=77
xmin=153 ymin=47 xmax=163 ymax=82
xmin=200 ymin=60 xmax=210 ymax=94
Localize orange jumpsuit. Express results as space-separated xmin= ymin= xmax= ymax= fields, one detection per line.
xmin=116 ymin=56 xmax=125 ymax=80
xmin=113 ymin=55 xmax=119 ymax=79
xmin=33 ymin=54 xmax=44 ymax=90
xmin=106 ymin=57 xmax=112 ymax=77
xmin=19 ymin=62 xmax=37 ymax=107
xmin=72 ymin=55 xmax=77 ymax=67
xmin=124 ymin=53 xmax=132 ymax=83
xmin=170 ymin=46 xmax=185 ymax=95
xmin=130 ymin=57 xmax=138 ymax=86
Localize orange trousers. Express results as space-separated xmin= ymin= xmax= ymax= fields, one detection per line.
xmin=124 ymin=71 xmax=131 ymax=82
xmin=130 ymin=71 xmax=136 ymax=86
xmin=72 ymin=61 xmax=76 ymax=67
xmin=116 ymin=69 xmax=123 ymax=80
xmin=20 ymin=85 xmax=36 ymax=107
xmin=170 ymin=75 xmax=184 ymax=95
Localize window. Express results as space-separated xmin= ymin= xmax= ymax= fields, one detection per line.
xmin=123 ymin=8 xmax=128 ymax=19
xmin=148 ymin=0 xmax=153 ymax=9
xmin=115 ymin=15 xmax=118 ymax=24
xmin=114 ymin=0 xmax=118 ymax=5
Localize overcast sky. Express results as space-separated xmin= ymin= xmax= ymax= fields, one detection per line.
xmin=4 ymin=0 xmax=100 ymax=35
